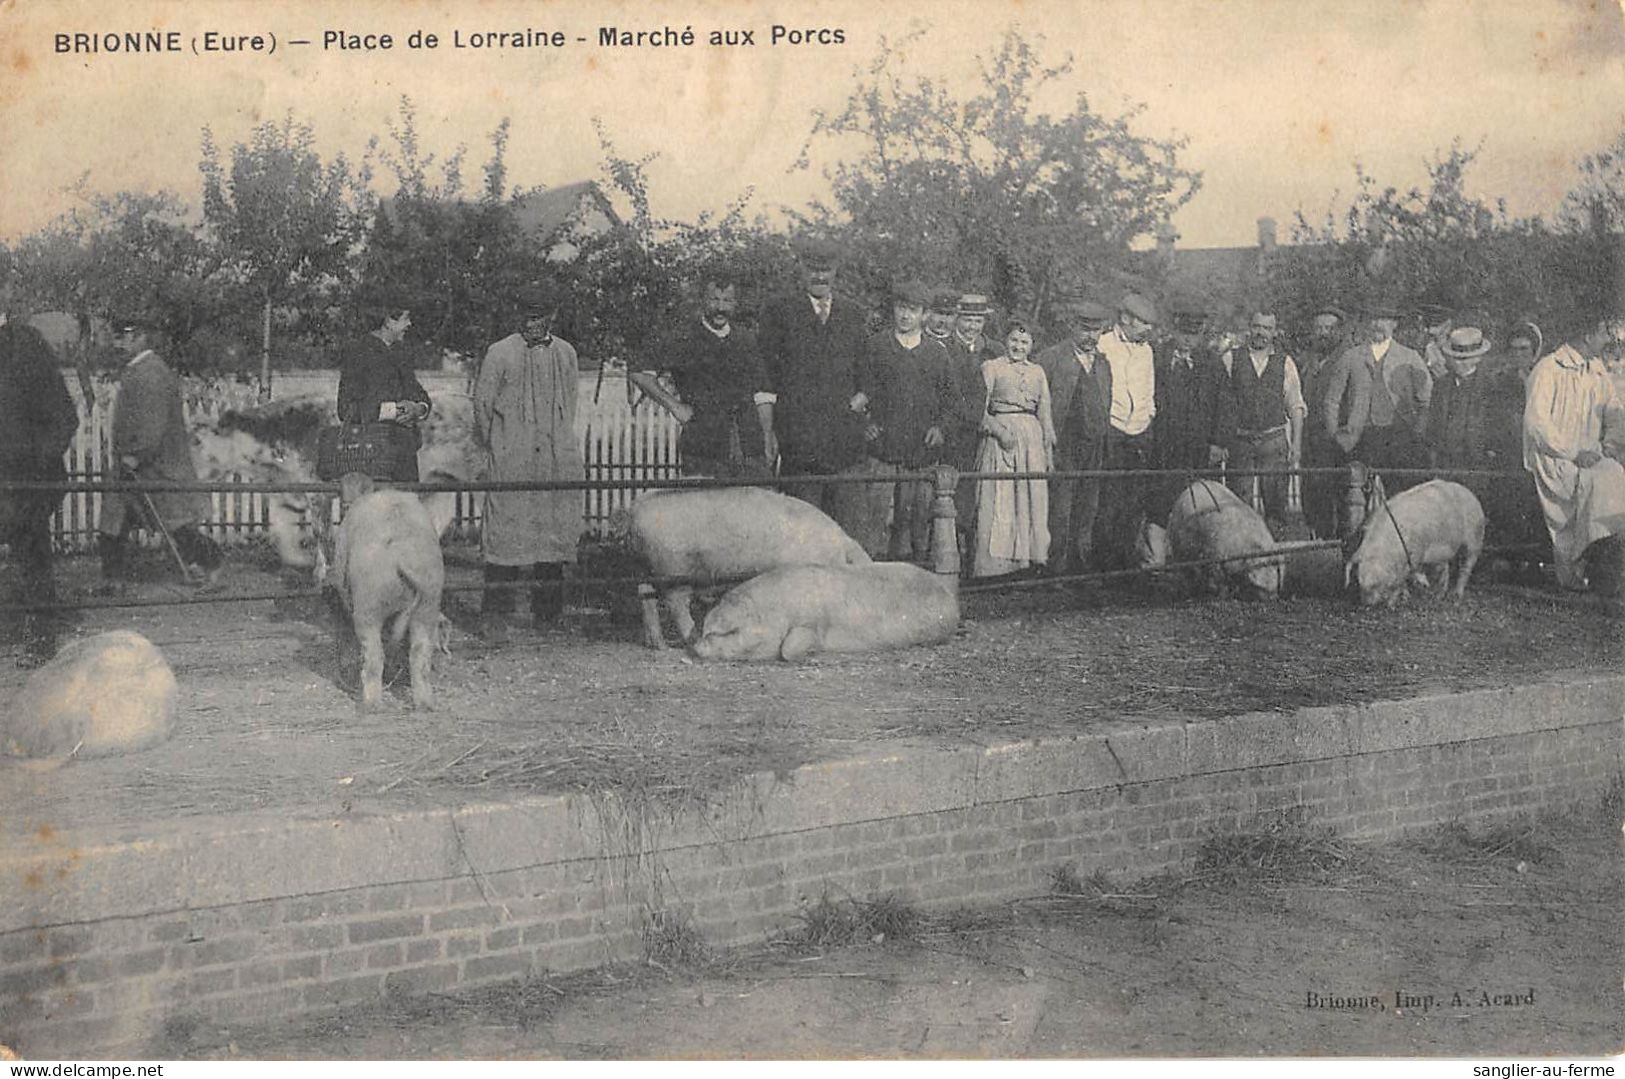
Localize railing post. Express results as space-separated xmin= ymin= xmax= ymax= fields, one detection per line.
xmin=930 ymin=464 xmax=961 ymax=585
xmin=1341 ymin=460 xmax=1369 ymax=545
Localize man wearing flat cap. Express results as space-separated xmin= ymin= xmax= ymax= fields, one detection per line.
xmin=1154 ymin=299 xmax=1226 ymax=473
xmin=1320 ymin=297 xmax=1432 ymax=491
xmin=474 ymin=287 xmax=583 ymax=637
xmin=854 ymin=279 xmax=961 ymax=561
xmin=1038 ymin=297 xmax=1115 ymax=575
xmin=942 ymin=292 xmax=999 ymax=558
xmin=97 ymin=313 xmax=225 ymax=588
xmin=758 ymin=238 xmax=871 ymax=532
xmin=1297 ymin=301 xmax=1350 ymax=536
xmin=924 ymin=287 xmax=959 ymax=345
xmin=1095 ymin=291 xmax=1159 ymax=568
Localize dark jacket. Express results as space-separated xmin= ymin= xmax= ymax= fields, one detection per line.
xmin=858 ymin=333 xmax=959 ymax=467
xmin=664 ymin=319 xmax=771 ymax=463
xmin=758 ymin=292 xmax=870 ymax=471
xmin=1053 ymin=348 xmax=1114 ymax=471
xmin=337 ymin=334 xmax=431 ymax=425
xmin=108 ymin=351 xmax=209 ymax=528
xmin=943 ymin=333 xmax=995 ymax=464
xmin=1427 ymin=365 xmax=1523 ymax=469
xmin=1153 ymin=345 xmax=1225 ymax=468
xmin=0 ymin=321 xmax=78 ymax=526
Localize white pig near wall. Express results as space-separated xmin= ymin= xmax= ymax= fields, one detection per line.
xmin=3 ymin=631 xmax=177 ymax=765
xmin=1345 ymin=479 xmax=1485 ymax=607
xmin=691 ymin=562 xmax=959 ymax=662
xmin=623 ymin=487 xmax=871 ymax=647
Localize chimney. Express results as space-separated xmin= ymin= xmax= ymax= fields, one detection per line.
xmin=1257 ymin=216 xmax=1278 ymax=252
xmin=1155 ymin=221 xmax=1179 ymax=259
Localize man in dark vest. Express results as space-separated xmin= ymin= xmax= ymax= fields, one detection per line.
xmin=757 ymin=239 xmax=870 ymax=534
xmin=1037 ymin=297 xmax=1114 ymax=575
xmin=0 ymin=309 xmax=80 ymax=666
xmin=627 ymin=270 xmax=775 ymax=479
xmin=1217 ymin=307 xmax=1307 ymax=532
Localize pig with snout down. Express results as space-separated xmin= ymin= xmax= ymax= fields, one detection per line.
xmin=621 ymin=487 xmax=871 ymax=648
xmin=1165 ymin=480 xmax=1285 ymax=598
xmin=691 ymin=562 xmax=959 ymax=662
xmin=1345 ymin=479 xmax=1485 ymax=607
xmin=327 ymin=474 xmax=446 ymax=711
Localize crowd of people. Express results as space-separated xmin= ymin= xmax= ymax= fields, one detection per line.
xmin=2 ymin=237 xmax=1623 ymax=665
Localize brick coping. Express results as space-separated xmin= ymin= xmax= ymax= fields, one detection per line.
xmin=4 ymin=670 xmax=1619 ymax=936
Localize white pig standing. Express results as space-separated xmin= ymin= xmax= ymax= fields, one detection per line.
xmin=622 ymin=488 xmax=871 ymax=648
xmin=1165 ymin=479 xmax=1285 ymax=598
xmin=691 ymin=562 xmax=959 ymax=662
xmin=328 ymin=474 xmax=446 ymax=711
xmin=1345 ymin=478 xmax=1485 ymax=607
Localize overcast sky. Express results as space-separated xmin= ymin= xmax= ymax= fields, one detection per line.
xmin=2 ymin=0 xmax=1622 ymax=249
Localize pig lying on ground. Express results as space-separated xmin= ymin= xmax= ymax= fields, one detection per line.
xmin=691 ymin=562 xmax=959 ymax=662
xmin=621 ymin=488 xmax=871 ymax=648
xmin=3 ymin=631 xmax=176 ymax=764
xmin=327 ymin=474 xmax=446 ymax=711
xmin=1345 ymin=479 xmax=1485 ymax=607
xmin=1165 ymin=480 xmax=1285 ymax=598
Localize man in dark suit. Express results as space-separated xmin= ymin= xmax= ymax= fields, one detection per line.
xmin=942 ymin=293 xmax=998 ymax=564
xmin=757 ymin=239 xmax=871 ymax=535
xmin=0 ymin=308 xmax=80 ymax=666
xmin=1152 ymin=300 xmax=1226 ymax=523
xmin=1037 ymin=297 xmax=1114 ymax=575
xmin=1299 ymin=302 xmax=1351 ymax=537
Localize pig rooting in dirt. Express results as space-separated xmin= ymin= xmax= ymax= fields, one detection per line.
xmin=623 ymin=488 xmax=871 ymax=648
xmin=3 ymin=631 xmax=177 ymax=766
xmin=692 ymin=562 xmax=959 ymax=662
xmin=330 ymin=474 xmax=447 ymax=711
xmin=1165 ymin=480 xmax=1285 ymax=599
xmin=1345 ymin=479 xmax=1485 ymax=608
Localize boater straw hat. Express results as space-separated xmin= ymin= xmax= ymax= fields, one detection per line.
xmin=1441 ymin=326 xmax=1492 ymax=360
xmin=957 ymin=293 xmax=994 ymax=317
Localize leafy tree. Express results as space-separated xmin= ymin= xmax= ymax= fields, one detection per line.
xmin=1559 ymin=128 xmax=1625 ymax=235
xmin=792 ymin=28 xmax=1202 ymax=333
xmin=199 ymin=113 xmax=366 ymax=395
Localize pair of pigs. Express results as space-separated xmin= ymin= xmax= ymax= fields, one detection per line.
xmin=1168 ymin=476 xmax=1486 ymax=607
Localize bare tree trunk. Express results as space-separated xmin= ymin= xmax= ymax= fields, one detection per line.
xmin=259 ymin=294 xmax=272 ymax=401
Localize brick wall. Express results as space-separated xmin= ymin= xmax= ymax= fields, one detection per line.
xmin=2 ymin=674 xmax=1619 ymax=1057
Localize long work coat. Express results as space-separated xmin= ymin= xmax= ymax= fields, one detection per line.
xmin=474 ymin=333 xmax=583 ymax=565
xmin=102 ymin=351 xmax=209 ymax=534
xmin=1522 ymin=344 xmax=1625 ymax=588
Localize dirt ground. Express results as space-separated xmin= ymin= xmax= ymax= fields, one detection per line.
xmin=0 ymin=544 xmax=1619 ymax=838
xmin=158 ymin=806 xmax=1623 ymax=1059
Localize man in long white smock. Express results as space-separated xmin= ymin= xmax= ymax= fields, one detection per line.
xmin=474 ymin=289 xmax=584 ymax=635
xmin=1522 ymin=315 xmax=1625 ymax=590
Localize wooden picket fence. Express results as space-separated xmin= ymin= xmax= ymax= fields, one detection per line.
xmin=49 ymin=370 xmax=682 ymax=552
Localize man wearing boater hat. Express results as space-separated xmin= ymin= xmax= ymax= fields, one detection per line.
xmin=473 ymin=286 xmax=583 ymax=638
xmin=1038 ymin=296 xmax=1114 ymax=575
xmin=757 ymin=238 xmax=871 ymax=533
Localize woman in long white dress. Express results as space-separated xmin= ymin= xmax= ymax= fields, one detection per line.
xmin=972 ymin=320 xmax=1056 ymax=577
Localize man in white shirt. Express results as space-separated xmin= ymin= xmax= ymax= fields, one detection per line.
xmin=1096 ymin=291 xmax=1158 ymax=569
xmin=1218 ymin=308 xmax=1307 ymax=530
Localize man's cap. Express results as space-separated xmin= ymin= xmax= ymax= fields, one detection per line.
xmin=1056 ymin=296 xmax=1114 ymax=329
xmin=1168 ymin=297 xmax=1208 ymax=334
xmin=518 ymin=286 xmax=552 ymax=314
xmin=929 ymin=287 xmax=961 ymax=315
xmin=1416 ymin=302 xmax=1454 ymax=327
xmin=793 ymin=237 xmax=840 ymax=270
xmin=957 ymin=293 xmax=994 ymax=317
xmin=1360 ymin=296 xmax=1403 ymax=320
xmin=892 ymin=279 xmax=930 ymax=307
xmin=1311 ymin=301 xmax=1348 ymax=323
xmin=1118 ymin=291 xmax=1159 ymax=326
xmin=1442 ymin=325 xmax=1491 ymax=360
